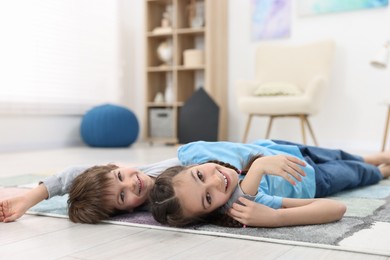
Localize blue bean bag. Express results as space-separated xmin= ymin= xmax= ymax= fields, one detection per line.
xmin=80 ymin=104 xmax=139 ymax=147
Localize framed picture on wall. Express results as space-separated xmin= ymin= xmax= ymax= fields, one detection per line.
xmin=298 ymin=0 xmax=388 ymax=16
xmin=251 ymin=0 xmax=291 ymax=41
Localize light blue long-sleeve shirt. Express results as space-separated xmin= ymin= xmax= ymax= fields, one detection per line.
xmin=177 ymin=140 xmax=316 ymax=209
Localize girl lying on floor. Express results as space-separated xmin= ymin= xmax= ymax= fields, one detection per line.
xmin=149 ymin=140 xmax=390 ymax=227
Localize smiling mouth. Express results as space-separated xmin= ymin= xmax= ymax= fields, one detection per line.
xmin=218 ymin=169 xmax=229 ymax=191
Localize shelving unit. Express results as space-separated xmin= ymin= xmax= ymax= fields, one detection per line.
xmin=144 ymin=0 xmax=227 ymax=144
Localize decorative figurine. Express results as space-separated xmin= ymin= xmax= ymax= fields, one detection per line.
xmin=157 ymin=39 xmax=173 ymax=66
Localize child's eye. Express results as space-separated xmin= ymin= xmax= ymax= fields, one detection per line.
xmin=118 ymin=171 xmax=123 ymax=181
xmin=120 ymin=191 xmax=125 ymax=202
xmin=206 ymin=193 xmax=212 ymax=205
xmin=196 ymin=170 xmax=203 ymax=181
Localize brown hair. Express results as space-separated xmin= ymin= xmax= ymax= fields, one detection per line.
xmin=149 ymin=156 xmax=262 ymax=227
xmin=149 ymin=166 xmax=193 ymax=227
xmin=67 ymin=164 xmax=118 ymax=224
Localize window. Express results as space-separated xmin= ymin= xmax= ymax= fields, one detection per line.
xmin=0 ymin=0 xmax=122 ymax=115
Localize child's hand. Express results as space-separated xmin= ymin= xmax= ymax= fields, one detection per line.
xmin=0 ymin=196 xmax=30 ymax=223
xmin=252 ymin=155 xmax=306 ymax=186
xmin=227 ymin=197 xmax=278 ymax=227
xmin=228 ymin=197 xmax=346 ymax=227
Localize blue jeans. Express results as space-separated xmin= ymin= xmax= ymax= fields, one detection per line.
xmin=272 ymin=140 xmax=383 ymax=197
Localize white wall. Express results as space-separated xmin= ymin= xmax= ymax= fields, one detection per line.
xmin=2 ymin=1 xmax=390 ymax=153
xmin=122 ymin=0 xmax=145 ymax=133
xmin=0 ymin=0 xmax=131 ymax=152
xmin=228 ymin=1 xmax=390 ymax=152
xmin=0 ymin=115 xmax=83 ymax=151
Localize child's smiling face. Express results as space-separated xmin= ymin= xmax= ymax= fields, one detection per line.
xmin=172 ymin=163 xmax=239 ymax=217
xmin=105 ymin=167 xmax=155 ymax=212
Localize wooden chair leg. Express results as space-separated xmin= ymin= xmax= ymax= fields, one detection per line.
xmin=304 ymin=116 xmax=318 ymax=146
xmin=382 ymin=106 xmax=390 ymax=151
xmin=299 ymin=115 xmax=307 ymax=144
xmin=242 ymin=114 xmax=253 ymax=143
xmin=265 ymin=116 xmax=274 ymax=139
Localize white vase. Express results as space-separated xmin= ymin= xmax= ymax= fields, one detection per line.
xmin=164 ymin=84 xmax=174 ymax=104
xmin=157 ymin=39 xmax=173 ymax=65
xmin=190 ymin=1 xmax=204 ymax=28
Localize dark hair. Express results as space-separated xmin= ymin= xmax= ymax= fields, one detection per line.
xmin=149 ymin=166 xmax=195 ymax=227
xmin=149 ymin=155 xmax=262 ymax=227
xmin=67 ymin=164 xmax=118 ymax=224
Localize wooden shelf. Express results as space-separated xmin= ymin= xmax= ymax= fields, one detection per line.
xmin=176 ymin=65 xmax=204 ymax=70
xmin=147 ymin=66 xmax=204 ymax=71
xmin=144 ymin=0 xmax=227 ymax=143
xmin=176 ymin=28 xmax=205 ymax=34
xmin=146 ymin=0 xmax=171 ymax=2
xmin=147 ymin=66 xmax=174 ymax=72
xmin=147 ymin=31 xmax=173 ymax=37
xmin=146 ymin=102 xmax=177 ymax=107
xmin=147 ymin=28 xmax=205 ymax=37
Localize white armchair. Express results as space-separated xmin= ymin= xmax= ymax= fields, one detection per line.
xmin=236 ymin=40 xmax=335 ymax=145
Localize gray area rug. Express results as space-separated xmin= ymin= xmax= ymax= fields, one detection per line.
xmin=2 ymin=175 xmax=390 ymax=256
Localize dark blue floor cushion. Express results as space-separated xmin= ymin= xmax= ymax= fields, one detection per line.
xmin=81 ymin=104 xmax=139 ymax=147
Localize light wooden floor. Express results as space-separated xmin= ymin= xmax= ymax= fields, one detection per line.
xmin=0 ymin=143 xmax=389 ymax=260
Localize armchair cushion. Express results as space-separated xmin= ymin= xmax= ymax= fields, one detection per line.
xmin=253 ymin=81 xmax=302 ymax=96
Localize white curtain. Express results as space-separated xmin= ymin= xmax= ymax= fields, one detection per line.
xmin=0 ymin=0 xmax=122 ymax=115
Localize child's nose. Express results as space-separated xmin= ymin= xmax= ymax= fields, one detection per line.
xmin=121 ymin=182 xmax=137 ymax=196
xmin=121 ymin=177 xmax=134 ymax=190
xmin=206 ymin=173 xmax=223 ymax=191
xmin=127 ymin=177 xmax=138 ymax=194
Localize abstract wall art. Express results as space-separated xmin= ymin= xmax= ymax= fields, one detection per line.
xmin=298 ymin=0 xmax=388 ymax=16
xmin=251 ymin=0 xmax=291 ymax=41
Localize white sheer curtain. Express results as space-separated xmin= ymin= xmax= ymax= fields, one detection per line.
xmin=0 ymin=0 xmax=122 ymax=115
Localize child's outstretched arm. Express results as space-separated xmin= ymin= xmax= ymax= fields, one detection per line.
xmin=0 ymin=165 xmax=90 ymax=223
xmin=240 ymin=155 xmax=307 ymax=196
xmin=0 ymin=184 xmax=49 ymax=222
xmin=227 ymin=197 xmax=346 ymax=227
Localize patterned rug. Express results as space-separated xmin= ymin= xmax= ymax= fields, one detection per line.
xmin=1 ymin=174 xmax=390 ymax=256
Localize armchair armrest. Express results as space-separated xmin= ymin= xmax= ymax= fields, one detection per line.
xmin=304 ymin=75 xmax=328 ymax=113
xmin=236 ymin=79 xmax=259 ymax=97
